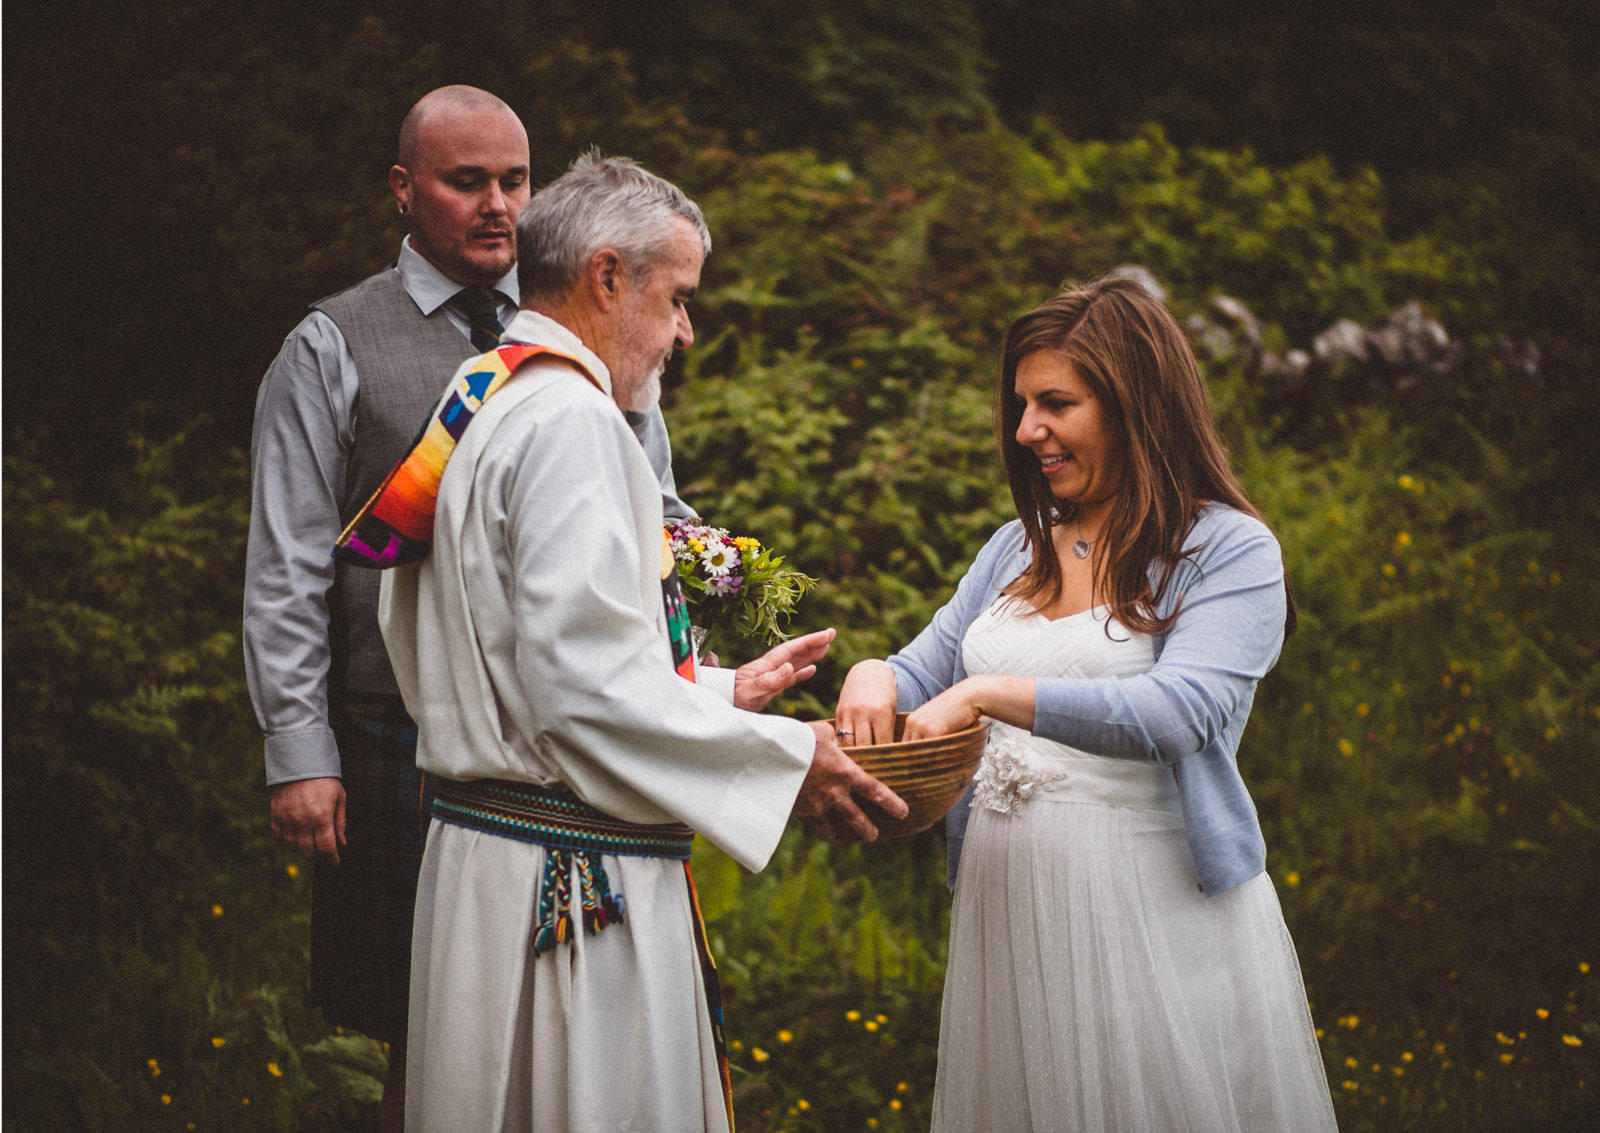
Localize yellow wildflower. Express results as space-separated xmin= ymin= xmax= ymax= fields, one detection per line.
xmin=1563 ymin=1035 xmax=1584 ymax=1047
xmin=751 ymin=1047 xmax=770 ymax=1063
xmin=797 ymin=1099 xmax=810 ymax=1111
xmin=212 ymin=904 xmax=224 ymax=918
xmin=890 ymin=1098 xmax=902 ymax=1111
xmin=211 ymin=1036 xmax=226 ymax=1049
xmin=286 ymin=863 xmax=299 ymax=878
xmin=267 ymin=1061 xmax=283 ymax=1078
xmin=777 ymin=1030 xmax=793 ymax=1043
xmin=147 ymin=1058 xmax=161 ymax=1076
xmin=846 ymin=1010 xmax=861 ymax=1021
xmin=161 ymin=1094 xmax=172 ymax=1105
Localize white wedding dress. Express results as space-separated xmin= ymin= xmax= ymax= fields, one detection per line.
xmin=931 ymin=598 xmax=1338 ymax=1132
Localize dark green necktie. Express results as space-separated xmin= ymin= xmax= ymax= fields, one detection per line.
xmin=451 ymin=288 xmax=505 ymax=353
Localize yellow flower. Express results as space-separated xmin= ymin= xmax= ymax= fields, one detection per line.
xmin=875 ymin=1013 xmax=888 ymax=1024
xmin=147 ymin=1058 xmax=161 ymax=1076
xmin=161 ymin=1094 xmax=172 ymax=1105
xmin=897 ymin=1082 xmax=909 ymax=1093
xmin=1499 ymin=1052 xmax=1515 ymax=1065
xmin=1563 ymin=1035 xmax=1584 ymax=1047
xmin=797 ymin=1099 xmax=810 ymax=1111
xmin=777 ymin=1030 xmax=793 ymax=1043
xmin=1344 ymin=1057 xmax=1359 ymax=1069
xmin=890 ymin=1098 xmax=902 ymax=1111
xmin=865 ymin=1020 xmax=880 ymax=1032
xmin=1581 ymin=961 xmax=1592 ymax=974
xmin=1337 ymin=738 xmax=1354 ymax=757
xmin=1495 ymin=1032 xmax=1515 ymax=1046
xmin=211 ymin=904 xmax=224 ymax=918
xmin=1401 ymin=1051 xmax=1413 ymax=1063
xmin=286 ymin=863 xmax=299 ymax=878
xmin=751 ymin=1047 xmax=770 ymax=1063
xmin=1285 ymin=871 xmax=1301 ymax=888
xmin=267 ymin=1061 xmax=283 ymax=1078
xmin=1394 ymin=531 xmax=1413 ymax=549
xmin=1341 ymin=1081 xmax=1359 ymax=1092
xmin=846 ymin=1009 xmax=861 ymax=1021
xmin=211 ymin=1036 xmax=226 ymax=1049
xmin=242 ymin=1097 xmax=251 ymax=1106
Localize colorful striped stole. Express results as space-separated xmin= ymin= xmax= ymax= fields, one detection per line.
xmin=333 ymin=342 xmax=594 ymax=568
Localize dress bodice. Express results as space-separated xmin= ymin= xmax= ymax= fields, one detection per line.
xmin=961 ymin=596 xmax=1179 ymax=815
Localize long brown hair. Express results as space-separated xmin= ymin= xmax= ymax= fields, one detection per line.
xmin=996 ymin=276 xmax=1295 ymax=636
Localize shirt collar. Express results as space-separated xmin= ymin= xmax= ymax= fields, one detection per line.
xmin=501 ymin=309 xmax=614 ymax=396
xmin=396 ymin=237 xmax=520 ymax=316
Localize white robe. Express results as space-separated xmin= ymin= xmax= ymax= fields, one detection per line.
xmin=381 ymin=311 xmax=814 ymax=1132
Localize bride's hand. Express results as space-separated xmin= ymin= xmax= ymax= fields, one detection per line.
xmin=903 ymin=675 xmax=1034 ymax=741
xmin=833 ymin=659 xmax=899 ymax=747
xmin=902 ymin=683 xmax=983 ymax=741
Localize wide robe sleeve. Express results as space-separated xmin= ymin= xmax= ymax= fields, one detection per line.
xmin=386 ymin=362 xmax=814 ymax=873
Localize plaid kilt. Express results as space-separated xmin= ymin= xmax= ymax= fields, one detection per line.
xmin=310 ymin=693 xmax=432 ymax=1046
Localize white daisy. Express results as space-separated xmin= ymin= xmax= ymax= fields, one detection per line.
xmin=699 ymin=541 xmax=740 ymax=577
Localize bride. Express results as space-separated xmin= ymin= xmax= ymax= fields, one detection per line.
xmin=835 ymin=277 xmax=1338 ymax=1132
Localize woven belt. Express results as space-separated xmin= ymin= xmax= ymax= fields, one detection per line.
xmin=431 ymin=778 xmax=694 ymax=954
xmin=432 ymin=777 xmax=694 ymax=858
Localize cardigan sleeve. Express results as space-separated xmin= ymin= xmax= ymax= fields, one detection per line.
xmin=1030 ymin=513 xmax=1287 ymax=765
xmin=888 ymin=522 xmax=1028 ymax=710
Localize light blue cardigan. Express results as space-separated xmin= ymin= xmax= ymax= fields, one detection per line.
xmin=887 ymin=502 xmax=1288 ymax=896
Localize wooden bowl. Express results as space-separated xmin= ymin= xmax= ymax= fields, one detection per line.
xmin=833 ymin=713 xmax=989 ymax=837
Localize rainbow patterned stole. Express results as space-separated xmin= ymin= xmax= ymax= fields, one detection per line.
xmin=333 ymin=342 xmax=593 ymax=568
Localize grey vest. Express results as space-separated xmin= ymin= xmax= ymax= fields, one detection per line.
xmin=314 ymin=269 xmax=476 ymax=696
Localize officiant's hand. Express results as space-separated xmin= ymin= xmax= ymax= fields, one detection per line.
xmin=732 ymin=627 xmax=836 ymax=711
xmin=794 ymin=723 xmax=909 ymax=842
xmin=833 ymin=658 xmax=900 ymax=747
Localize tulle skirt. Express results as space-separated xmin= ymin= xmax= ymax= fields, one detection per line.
xmin=932 ymin=733 xmax=1338 ymax=1132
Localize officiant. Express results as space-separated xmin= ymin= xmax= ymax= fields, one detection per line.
xmin=371 ymin=151 xmax=906 ymax=1132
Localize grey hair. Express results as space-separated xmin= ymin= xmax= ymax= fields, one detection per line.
xmin=516 ymin=151 xmax=711 ymax=303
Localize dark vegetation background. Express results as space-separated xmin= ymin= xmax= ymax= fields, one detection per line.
xmin=5 ymin=1 xmax=1597 ymax=1128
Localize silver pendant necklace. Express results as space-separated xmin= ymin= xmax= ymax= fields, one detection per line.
xmin=1073 ymin=519 xmax=1092 ymax=560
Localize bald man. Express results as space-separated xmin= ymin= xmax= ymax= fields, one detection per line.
xmin=243 ymin=87 xmax=689 ymax=1128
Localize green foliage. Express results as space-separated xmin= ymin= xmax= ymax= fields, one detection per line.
xmin=3 ymin=434 xmax=384 ymax=1131
xmin=6 ymin=11 xmax=1595 ymax=1129
xmin=692 ymin=830 xmax=950 ymax=1130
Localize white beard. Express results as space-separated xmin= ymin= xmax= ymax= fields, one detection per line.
xmin=614 ymin=366 xmax=663 ymax=412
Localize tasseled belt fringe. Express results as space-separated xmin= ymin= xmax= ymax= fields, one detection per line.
xmin=431 ymin=777 xmax=694 ymax=956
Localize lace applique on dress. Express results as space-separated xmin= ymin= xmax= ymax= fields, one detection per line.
xmin=971 ymin=729 xmax=1063 ymax=816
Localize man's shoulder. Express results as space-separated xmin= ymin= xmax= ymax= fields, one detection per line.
xmin=310 ymin=266 xmax=402 ymax=318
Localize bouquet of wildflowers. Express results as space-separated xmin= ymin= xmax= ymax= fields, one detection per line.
xmin=666 ymin=517 xmax=816 ymax=651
